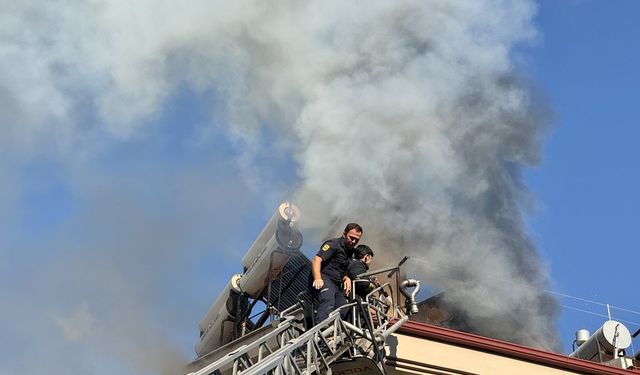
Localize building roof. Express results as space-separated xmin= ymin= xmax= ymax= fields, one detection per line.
xmin=396 ymin=320 xmax=640 ymax=375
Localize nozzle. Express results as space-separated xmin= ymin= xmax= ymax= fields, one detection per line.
xmin=399 ymin=279 xmax=421 ymax=315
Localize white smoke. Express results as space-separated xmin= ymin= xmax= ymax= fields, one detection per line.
xmin=1 ymin=0 xmax=560 ymax=372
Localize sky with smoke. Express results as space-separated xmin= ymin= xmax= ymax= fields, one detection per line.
xmin=1 ymin=1 xmax=639 ymax=374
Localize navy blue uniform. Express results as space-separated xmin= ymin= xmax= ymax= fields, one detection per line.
xmin=311 ymin=237 xmax=352 ymax=323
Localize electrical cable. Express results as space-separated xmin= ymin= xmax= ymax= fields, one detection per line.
xmin=409 ymin=256 xmax=640 ymax=327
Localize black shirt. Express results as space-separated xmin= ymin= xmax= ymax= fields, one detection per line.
xmin=347 ymin=259 xmax=374 ymax=297
xmin=315 ymin=237 xmax=352 ymax=284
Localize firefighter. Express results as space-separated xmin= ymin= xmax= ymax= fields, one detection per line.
xmin=310 ymin=223 xmax=363 ymax=323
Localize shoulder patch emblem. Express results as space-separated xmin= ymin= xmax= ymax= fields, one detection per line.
xmin=322 ymin=243 xmax=331 ymax=251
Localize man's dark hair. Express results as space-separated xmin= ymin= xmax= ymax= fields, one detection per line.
xmin=343 ymin=222 xmax=363 ymax=234
xmin=354 ymin=244 xmax=374 ymax=259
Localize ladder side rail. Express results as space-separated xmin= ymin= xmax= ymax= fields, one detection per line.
xmin=279 ymin=303 xmax=303 ymax=318
xmin=241 ymin=309 xmax=354 ymax=375
xmin=188 ymin=316 xmax=299 ymax=375
xmin=379 ymin=315 xmax=409 ymax=340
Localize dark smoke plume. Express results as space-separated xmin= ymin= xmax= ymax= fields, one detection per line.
xmin=0 ymin=2 xmax=559 ymax=374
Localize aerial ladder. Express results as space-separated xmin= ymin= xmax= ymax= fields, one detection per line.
xmin=187 ymin=277 xmax=421 ymax=375
xmin=188 ymin=202 xmax=421 ymax=374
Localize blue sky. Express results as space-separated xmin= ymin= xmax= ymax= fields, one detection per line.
xmin=528 ymin=0 xmax=640 ymax=350
xmin=1 ymin=1 xmax=639 ymax=374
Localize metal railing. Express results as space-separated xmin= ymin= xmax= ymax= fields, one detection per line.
xmin=188 ymin=280 xmax=414 ymax=375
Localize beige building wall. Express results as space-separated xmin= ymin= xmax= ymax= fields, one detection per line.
xmin=385 ymin=333 xmax=583 ymax=375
